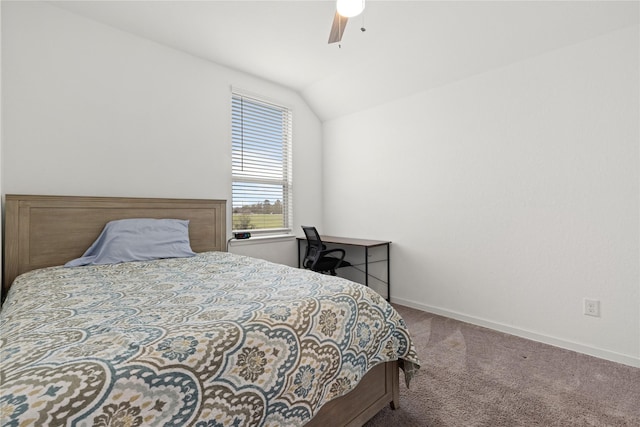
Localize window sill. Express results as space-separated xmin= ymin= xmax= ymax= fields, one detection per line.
xmin=227 ymin=233 xmax=295 ymax=247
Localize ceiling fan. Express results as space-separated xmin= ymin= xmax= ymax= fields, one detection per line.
xmin=328 ymin=0 xmax=365 ymax=44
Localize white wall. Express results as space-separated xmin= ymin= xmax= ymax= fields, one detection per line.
xmin=1 ymin=1 xmax=322 ymax=264
xmin=0 ymin=2 xmax=3 ymax=297
xmin=324 ymin=26 xmax=640 ymax=367
xmin=229 ymin=236 xmax=298 ymax=267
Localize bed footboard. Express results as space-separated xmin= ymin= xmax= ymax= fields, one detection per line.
xmin=306 ymin=360 xmax=399 ymax=427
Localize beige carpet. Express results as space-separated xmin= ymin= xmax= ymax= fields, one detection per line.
xmin=365 ymin=305 xmax=640 ymax=427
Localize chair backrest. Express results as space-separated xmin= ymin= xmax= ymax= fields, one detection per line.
xmin=302 ymin=226 xmax=323 ymax=269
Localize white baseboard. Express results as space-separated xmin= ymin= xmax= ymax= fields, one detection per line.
xmin=391 ymin=297 xmax=640 ymax=369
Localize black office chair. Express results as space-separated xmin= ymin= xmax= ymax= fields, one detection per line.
xmin=301 ymin=226 xmax=351 ymax=275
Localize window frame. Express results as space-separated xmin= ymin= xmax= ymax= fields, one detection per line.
xmin=231 ymin=90 xmax=293 ymax=235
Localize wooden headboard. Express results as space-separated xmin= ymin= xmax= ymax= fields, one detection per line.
xmin=3 ymin=195 xmax=227 ymax=293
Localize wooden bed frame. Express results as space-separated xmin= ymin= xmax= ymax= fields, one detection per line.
xmin=3 ymin=194 xmax=227 ymax=293
xmin=2 ymin=194 xmax=400 ymax=426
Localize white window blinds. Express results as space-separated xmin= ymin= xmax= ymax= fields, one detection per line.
xmin=231 ymin=92 xmax=293 ymax=232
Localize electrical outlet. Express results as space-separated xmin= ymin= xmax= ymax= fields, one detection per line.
xmin=584 ymin=299 xmax=600 ymax=317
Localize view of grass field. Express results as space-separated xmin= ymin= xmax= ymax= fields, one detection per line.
xmin=233 ymin=213 xmax=283 ymax=230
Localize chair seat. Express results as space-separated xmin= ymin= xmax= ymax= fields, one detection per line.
xmin=314 ymin=257 xmax=351 ymax=273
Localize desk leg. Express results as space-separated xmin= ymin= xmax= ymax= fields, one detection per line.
xmin=386 ymin=243 xmax=390 ymax=301
xmin=365 ymin=247 xmax=369 ymax=288
xmin=297 ymin=240 xmax=302 ymax=268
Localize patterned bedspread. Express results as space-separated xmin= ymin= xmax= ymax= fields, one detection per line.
xmin=0 ymin=252 xmax=419 ymax=426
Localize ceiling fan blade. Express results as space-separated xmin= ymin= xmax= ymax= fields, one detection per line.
xmin=328 ymin=11 xmax=348 ymax=44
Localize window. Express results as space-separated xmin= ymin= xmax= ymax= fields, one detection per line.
xmin=231 ymin=92 xmax=292 ymax=233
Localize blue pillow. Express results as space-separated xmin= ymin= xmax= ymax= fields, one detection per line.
xmin=65 ymin=218 xmax=196 ymax=267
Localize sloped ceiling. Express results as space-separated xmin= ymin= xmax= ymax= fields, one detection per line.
xmin=51 ymin=0 xmax=639 ymax=121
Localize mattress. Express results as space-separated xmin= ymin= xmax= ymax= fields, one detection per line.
xmin=0 ymin=251 xmax=419 ymax=426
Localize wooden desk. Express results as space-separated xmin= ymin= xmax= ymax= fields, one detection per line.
xmin=297 ymin=235 xmax=391 ymax=301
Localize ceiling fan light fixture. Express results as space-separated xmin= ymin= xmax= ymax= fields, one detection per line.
xmin=336 ymin=0 xmax=365 ymax=18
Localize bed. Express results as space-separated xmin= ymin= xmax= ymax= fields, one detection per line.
xmin=0 ymin=194 xmax=419 ymax=426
